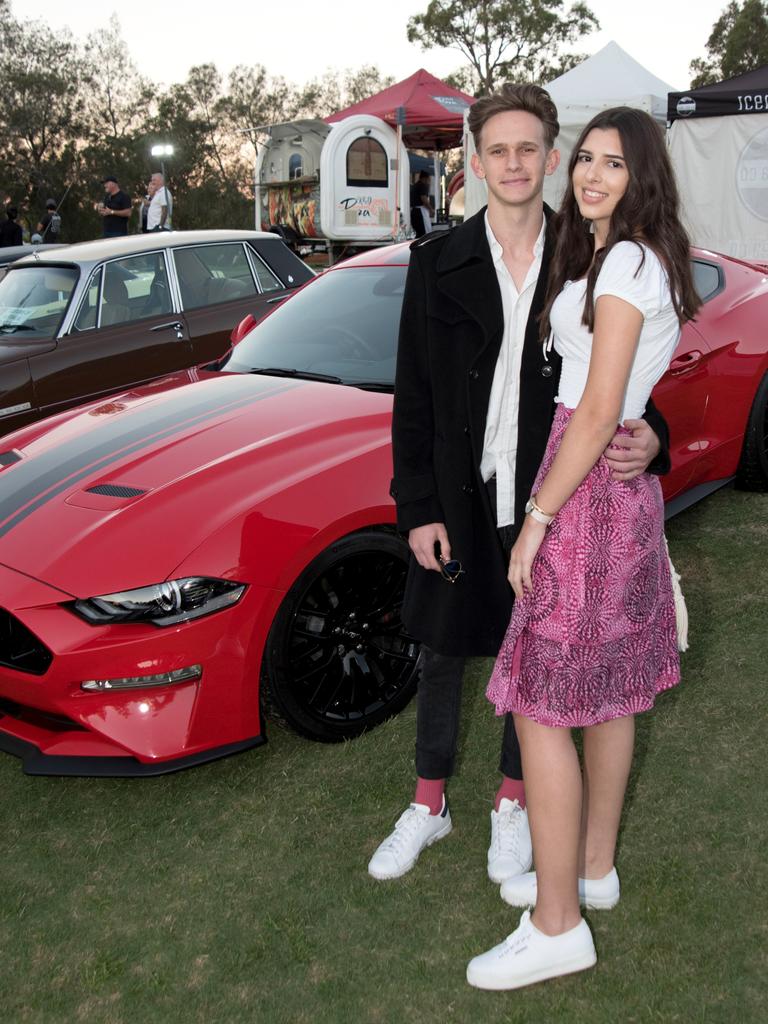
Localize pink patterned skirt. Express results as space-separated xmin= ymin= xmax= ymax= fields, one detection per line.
xmin=486 ymin=404 xmax=680 ymax=727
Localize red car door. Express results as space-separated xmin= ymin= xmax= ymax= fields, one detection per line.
xmin=652 ymin=321 xmax=712 ymax=500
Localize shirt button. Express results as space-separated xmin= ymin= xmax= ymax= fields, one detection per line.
xmin=541 ymin=364 xmax=554 ymax=378
xmin=469 ymin=369 xmax=479 ymax=380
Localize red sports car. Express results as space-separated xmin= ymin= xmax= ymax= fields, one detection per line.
xmin=0 ymin=243 xmax=766 ymax=776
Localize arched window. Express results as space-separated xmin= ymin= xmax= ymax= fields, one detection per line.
xmin=346 ymin=136 xmax=388 ymax=188
xmin=289 ymin=153 xmax=303 ymax=179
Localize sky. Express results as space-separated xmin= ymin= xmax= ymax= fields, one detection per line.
xmin=19 ymin=0 xmax=727 ymax=93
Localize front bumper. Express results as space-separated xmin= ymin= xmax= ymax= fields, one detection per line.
xmin=0 ymin=562 xmax=278 ymax=775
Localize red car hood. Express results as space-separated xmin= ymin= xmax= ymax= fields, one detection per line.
xmin=0 ymin=371 xmax=392 ymax=596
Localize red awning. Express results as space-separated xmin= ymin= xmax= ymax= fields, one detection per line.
xmin=325 ymin=68 xmax=474 ymax=149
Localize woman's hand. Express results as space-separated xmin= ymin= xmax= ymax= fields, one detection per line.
xmin=507 ymin=517 xmax=548 ymax=600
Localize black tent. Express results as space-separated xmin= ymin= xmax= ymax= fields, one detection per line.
xmin=668 ymin=64 xmax=768 ymax=122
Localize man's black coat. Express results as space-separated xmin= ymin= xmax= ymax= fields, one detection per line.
xmin=390 ymin=206 xmax=670 ymax=658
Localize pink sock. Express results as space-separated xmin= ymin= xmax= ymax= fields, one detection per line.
xmin=495 ymin=776 xmax=526 ymax=811
xmin=414 ymin=777 xmax=446 ymax=815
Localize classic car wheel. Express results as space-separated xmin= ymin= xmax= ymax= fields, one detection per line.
xmin=737 ymin=371 xmax=768 ymax=491
xmin=261 ymin=530 xmax=420 ymax=741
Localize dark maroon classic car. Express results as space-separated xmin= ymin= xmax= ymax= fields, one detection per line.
xmin=0 ymin=230 xmax=314 ymax=436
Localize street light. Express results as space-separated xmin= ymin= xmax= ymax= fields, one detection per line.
xmin=150 ymin=143 xmax=174 ymax=230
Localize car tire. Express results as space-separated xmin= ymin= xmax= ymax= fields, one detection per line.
xmin=736 ymin=371 xmax=768 ymax=491
xmin=261 ymin=529 xmax=420 ymax=742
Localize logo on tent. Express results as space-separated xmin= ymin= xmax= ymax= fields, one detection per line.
xmin=737 ymin=127 xmax=768 ymax=221
xmin=432 ymin=96 xmax=471 ymax=113
xmin=676 ymin=97 xmax=697 ymax=117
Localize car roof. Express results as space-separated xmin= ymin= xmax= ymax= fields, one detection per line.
xmin=333 ymin=242 xmax=411 ymax=269
xmin=0 ymin=243 xmax=66 ymax=265
xmin=12 ymin=230 xmax=287 ymax=270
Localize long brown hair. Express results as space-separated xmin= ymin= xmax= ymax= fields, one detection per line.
xmin=540 ymin=106 xmax=700 ymax=339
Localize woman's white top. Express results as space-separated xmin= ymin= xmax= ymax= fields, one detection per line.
xmin=551 ymin=241 xmax=681 ymax=421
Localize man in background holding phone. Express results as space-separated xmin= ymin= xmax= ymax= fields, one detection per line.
xmin=98 ymin=176 xmax=132 ymax=237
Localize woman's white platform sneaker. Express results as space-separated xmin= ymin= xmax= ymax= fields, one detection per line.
xmin=500 ymin=867 xmax=620 ymax=909
xmin=466 ymin=910 xmax=597 ymax=990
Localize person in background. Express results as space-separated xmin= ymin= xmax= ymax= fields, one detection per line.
xmin=37 ymin=199 xmax=62 ymax=243
xmin=140 ymin=178 xmax=157 ymax=233
xmin=0 ymin=205 xmax=23 ymax=247
xmin=97 ymin=176 xmax=132 ymax=237
xmin=410 ymin=170 xmax=433 ymax=237
xmin=147 ymin=172 xmax=173 ymax=231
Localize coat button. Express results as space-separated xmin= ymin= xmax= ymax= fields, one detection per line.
xmin=541 ymin=364 xmax=553 ymax=378
xmin=463 ymin=425 xmax=470 ymax=435
xmin=462 ymin=484 xmax=474 ymax=494
xmin=469 ymin=369 xmax=479 ymax=380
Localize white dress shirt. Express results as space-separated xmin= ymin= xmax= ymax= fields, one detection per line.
xmin=147 ymin=187 xmax=173 ymax=230
xmin=480 ymin=211 xmax=546 ymax=527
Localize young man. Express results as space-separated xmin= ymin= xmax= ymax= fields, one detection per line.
xmin=368 ymin=84 xmax=669 ymax=883
xmin=37 ymin=199 xmax=62 ymax=243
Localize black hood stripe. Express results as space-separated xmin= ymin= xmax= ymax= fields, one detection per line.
xmin=0 ymin=376 xmax=301 ymax=539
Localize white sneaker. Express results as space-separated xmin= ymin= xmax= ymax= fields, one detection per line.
xmin=500 ymin=867 xmax=620 ymax=910
xmin=466 ymin=909 xmax=596 ymax=991
xmin=487 ymin=798 xmax=533 ymax=883
xmin=367 ymin=799 xmax=452 ymax=880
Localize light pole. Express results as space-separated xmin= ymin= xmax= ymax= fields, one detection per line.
xmin=150 ymin=143 xmax=174 ymax=230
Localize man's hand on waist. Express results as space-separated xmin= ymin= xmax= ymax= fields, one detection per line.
xmin=604 ymin=418 xmax=661 ymax=481
xmin=409 ymin=523 xmax=451 ymax=572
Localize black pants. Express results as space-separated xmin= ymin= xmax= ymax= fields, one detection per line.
xmin=414 ymin=477 xmax=523 ymax=781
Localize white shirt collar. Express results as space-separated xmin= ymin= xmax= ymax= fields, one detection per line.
xmin=484 ymin=209 xmax=546 ymax=264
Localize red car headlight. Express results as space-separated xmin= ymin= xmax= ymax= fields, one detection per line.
xmin=67 ymin=577 xmax=246 ymax=627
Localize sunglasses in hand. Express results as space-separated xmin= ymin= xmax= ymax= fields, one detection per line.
xmin=439 ymin=556 xmax=464 ymax=583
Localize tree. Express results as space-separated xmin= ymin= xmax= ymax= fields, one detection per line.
xmin=407 ymin=0 xmax=599 ymax=94
xmin=689 ymin=0 xmax=768 ymax=87
xmin=0 ymin=7 xmax=87 ymax=234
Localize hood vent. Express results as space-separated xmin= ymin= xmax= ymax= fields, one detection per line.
xmin=0 ymin=450 xmax=22 ymax=467
xmin=85 ymin=484 xmax=147 ymax=498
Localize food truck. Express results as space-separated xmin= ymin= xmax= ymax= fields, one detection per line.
xmin=255 ymin=114 xmax=412 ymax=263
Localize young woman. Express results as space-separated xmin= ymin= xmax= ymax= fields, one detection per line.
xmin=466 ymin=107 xmax=700 ymax=991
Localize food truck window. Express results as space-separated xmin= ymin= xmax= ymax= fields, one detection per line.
xmin=347 ymin=137 xmax=388 ymax=188
xmin=289 ymin=153 xmax=303 ymax=179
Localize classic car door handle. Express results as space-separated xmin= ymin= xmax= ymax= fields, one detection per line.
xmin=151 ymin=320 xmax=185 ymax=339
xmin=669 ymin=350 xmax=703 ymax=374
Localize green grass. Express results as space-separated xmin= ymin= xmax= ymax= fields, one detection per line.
xmin=0 ymin=486 xmax=766 ymax=1023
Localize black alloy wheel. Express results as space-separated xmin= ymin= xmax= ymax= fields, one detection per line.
xmin=736 ymin=371 xmax=768 ymax=491
xmin=261 ymin=530 xmax=420 ymax=741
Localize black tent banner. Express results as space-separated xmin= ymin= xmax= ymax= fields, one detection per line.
xmin=668 ymin=64 xmax=768 ymax=122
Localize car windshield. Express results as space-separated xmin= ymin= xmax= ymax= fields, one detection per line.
xmin=221 ymin=264 xmax=406 ymax=387
xmin=0 ymin=265 xmax=78 ymax=340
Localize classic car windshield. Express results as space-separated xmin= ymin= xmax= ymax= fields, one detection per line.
xmin=222 ymin=265 xmax=405 ymax=386
xmin=0 ymin=265 xmax=78 ymax=340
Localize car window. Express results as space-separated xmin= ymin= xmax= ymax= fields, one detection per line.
xmin=174 ymin=243 xmax=258 ymax=310
xmin=0 ymin=265 xmax=78 ymax=340
xmin=97 ymin=252 xmax=173 ymax=327
xmin=690 ymin=259 xmax=723 ymax=304
xmin=247 ymin=246 xmax=284 ymax=293
xmin=73 ymin=267 xmax=103 ymax=331
xmin=223 ymin=265 xmax=405 ymax=385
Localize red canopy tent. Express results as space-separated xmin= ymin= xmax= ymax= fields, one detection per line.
xmin=325 ymin=68 xmax=474 ymax=150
